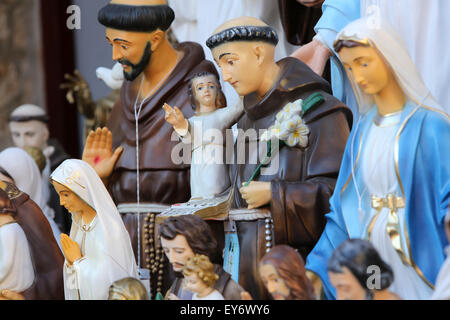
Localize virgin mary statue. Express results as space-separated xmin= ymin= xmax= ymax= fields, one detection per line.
xmin=51 ymin=159 xmax=138 ymax=300
xmin=306 ymin=17 xmax=449 ymax=300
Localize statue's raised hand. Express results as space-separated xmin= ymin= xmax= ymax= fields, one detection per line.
xmin=163 ymin=103 xmax=188 ymax=132
xmin=82 ymin=127 xmax=123 ymax=180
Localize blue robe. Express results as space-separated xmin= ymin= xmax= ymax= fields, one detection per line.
xmin=314 ymin=0 xmax=360 ymax=117
xmin=305 ymin=102 xmax=450 ymax=299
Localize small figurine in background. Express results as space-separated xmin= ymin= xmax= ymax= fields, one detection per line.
xmin=259 ymin=245 xmax=316 ymax=300
xmin=51 ymin=159 xmax=138 ymax=300
xmin=182 ymin=254 xmax=224 ymax=300
xmin=160 ymin=215 xmax=244 ymax=300
xmin=0 ymin=188 xmax=35 ymax=296
xmin=163 ymin=72 xmax=243 ymax=200
xmin=108 ymin=277 xmax=149 ymax=300
xmin=328 ymin=239 xmax=400 ymax=300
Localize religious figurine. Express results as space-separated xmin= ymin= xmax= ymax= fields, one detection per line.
xmin=259 ymin=245 xmax=316 ymax=300
xmin=163 ymin=72 xmax=243 ymax=199
xmin=431 ymin=211 xmax=450 ymax=300
xmin=81 ymin=0 xmax=219 ymax=296
xmin=0 ymin=147 xmax=61 ymax=247
xmin=206 ymin=17 xmax=351 ymax=299
xmin=108 ymin=277 xmax=149 ymax=300
xmin=61 ymin=68 xmax=121 ymax=140
xmin=50 ymin=159 xmax=138 ymax=300
xmin=0 ymin=188 xmax=35 ymax=296
xmin=328 ymin=239 xmax=400 ymax=300
xmin=8 ymin=104 xmax=71 ymax=233
xmin=182 ymin=254 xmax=224 ymax=300
xmin=306 ymin=18 xmax=450 ymax=300
xmin=160 ymin=215 xmax=245 ymax=300
xmin=0 ymin=180 xmax=64 ymax=300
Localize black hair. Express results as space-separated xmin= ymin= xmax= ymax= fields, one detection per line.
xmin=159 ymin=215 xmax=217 ymax=260
xmin=206 ymin=25 xmax=279 ymax=50
xmin=98 ymin=4 xmax=175 ymax=32
xmin=327 ymin=239 xmax=394 ymax=292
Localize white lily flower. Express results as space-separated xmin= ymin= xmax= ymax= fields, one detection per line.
xmin=279 ymin=115 xmax=310 ymax=147
xmin=261 ymin=99 xmax=309 ymax=147
xmin=275 ymin=99 xmax=303 ymax=123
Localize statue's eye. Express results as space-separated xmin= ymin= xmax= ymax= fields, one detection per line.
xmin=228 ymin=60 xmax=234 ymax=66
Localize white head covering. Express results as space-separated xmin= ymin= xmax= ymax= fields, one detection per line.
xmin=335 ymin=17 xmax=444 ymax=115
xmin=50 ymin=159 xmax=138 ymax=279
xmin=0 ymin=147 xmax=46 ymax=210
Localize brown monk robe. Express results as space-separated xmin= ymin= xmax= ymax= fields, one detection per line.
xmin=229 ymin=58 xmax=351 ymax=299
xmin=0 ymin=182 xmax=64 ymax=300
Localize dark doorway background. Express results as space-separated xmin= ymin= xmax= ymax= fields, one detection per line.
xmin=40 ymin=0 xmax=79 ymax=158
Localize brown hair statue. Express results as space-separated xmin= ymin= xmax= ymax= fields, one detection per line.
xmin=259 ymin=245 xmax=316 ymax=300
xmin=182 ymin=254 xmax=224 ymax=300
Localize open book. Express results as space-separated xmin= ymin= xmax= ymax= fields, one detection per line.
xmin=155 ymin=187 xmax=234 ymax=223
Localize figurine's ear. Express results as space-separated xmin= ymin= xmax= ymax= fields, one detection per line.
xmin=253 ymin=45 xmax=266 ymax=66
xmin=150 ymin=30 xmax=165 ymax=51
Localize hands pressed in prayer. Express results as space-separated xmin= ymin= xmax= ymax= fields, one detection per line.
xmin=0 ymin=290 xmax=25 ymax=300
xmin=61 ymin=234 xmax=82 ymax=266
xmin=82 ymin=127 xmax=123 ymax=181
xmin=290 ymin=40 xmax=331 ymax=76
xmin=163 ymin=103 xmax=188 ymax=132
xmin=240 ymin=182 xmax=272 ymax=210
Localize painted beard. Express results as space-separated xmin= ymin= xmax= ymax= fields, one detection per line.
xmin=119 ymin=42 xmax=152 ymax=82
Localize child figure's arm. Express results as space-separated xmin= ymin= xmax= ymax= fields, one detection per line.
xmin=163 ymin=103 xmax=189 ymax=134
xmin=205 ymin=98 xmax=245 ymax=131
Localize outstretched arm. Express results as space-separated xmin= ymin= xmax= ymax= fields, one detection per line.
xmin=163 ymin=103 xmax=189 ymax=133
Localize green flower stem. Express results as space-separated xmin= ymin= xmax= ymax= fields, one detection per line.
xmin=243 ymin=139 xmax=286 ymax=187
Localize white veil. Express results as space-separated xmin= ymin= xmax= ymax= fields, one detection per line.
xmin=0 ymin=147 xmax=45 ymax=208
xmin=50 ymin=159 xmax=138 ymax=281
xmin=335 ymin=17 xmax=445 ymax=115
